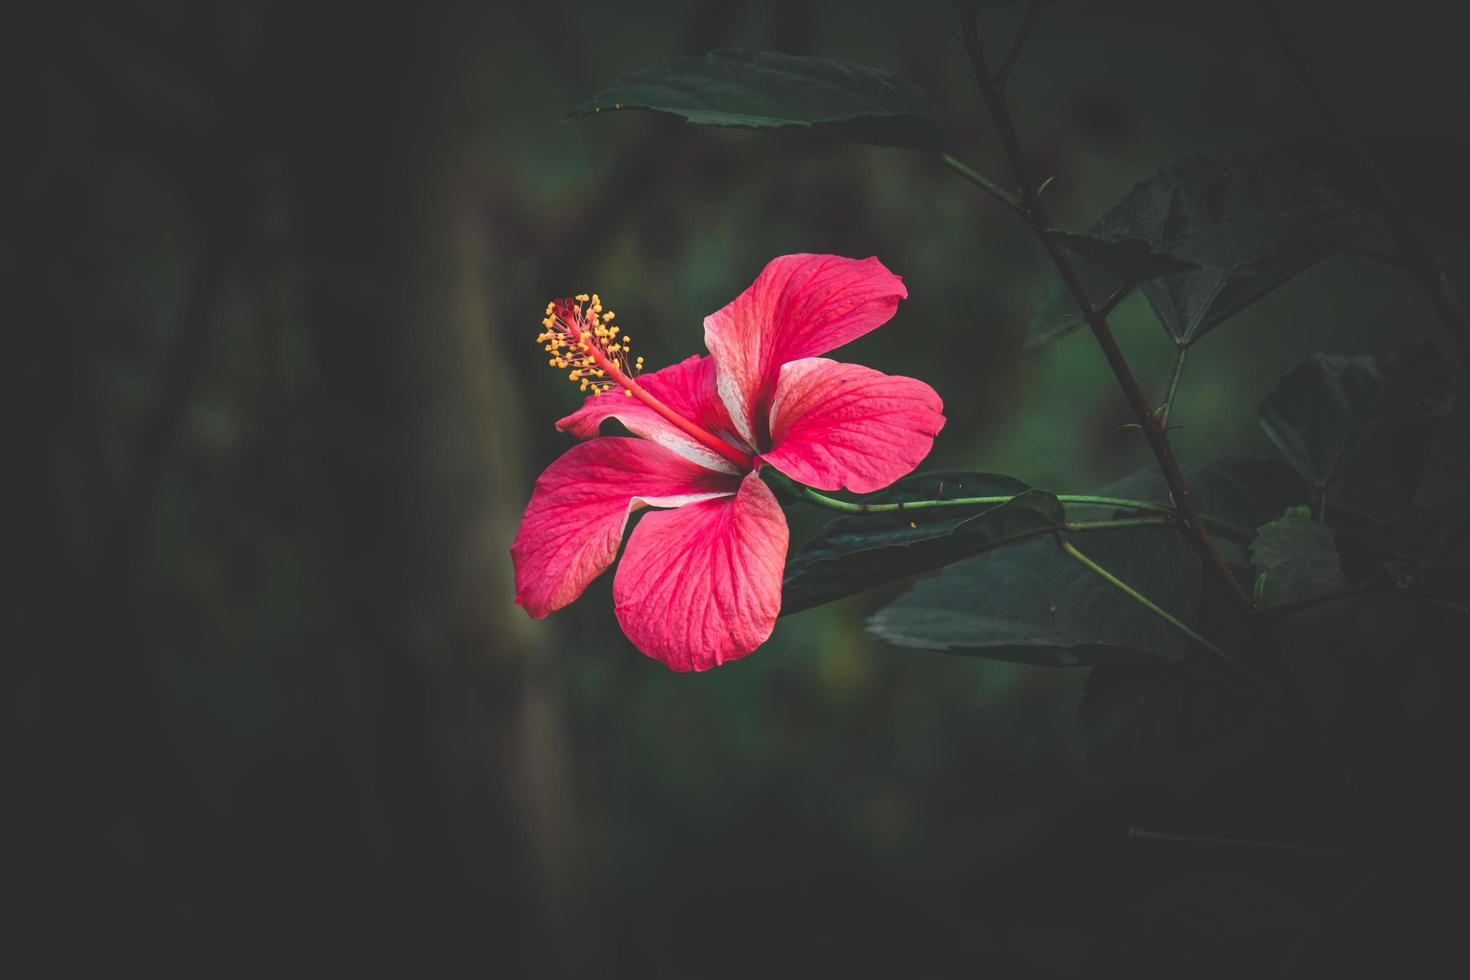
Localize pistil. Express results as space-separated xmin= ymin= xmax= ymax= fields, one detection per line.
xmin=540 ymin=295 xmax=755 ymax=470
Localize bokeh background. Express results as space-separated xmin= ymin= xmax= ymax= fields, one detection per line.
xmin=11 ymin=0 xmax=1468 ymax=974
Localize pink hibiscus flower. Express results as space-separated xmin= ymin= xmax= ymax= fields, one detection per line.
xmin=511 ymin=253 xmax=945 ymax=671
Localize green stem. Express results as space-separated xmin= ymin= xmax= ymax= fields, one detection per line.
xmin=796 ymin=486 xmax=1172 ymax=516
xmin=1064 ymin=517 xmax=1170 ymax=533
xmin=1061 ymin=495 xmax=1172 ymax=513
xmin=1058 ymin=539 xmax=1273 ymax=692
xmin=994 ymin=0 xmax=1045 ymax=90
xmin=1158 ymin=343 xmax=1189 ymax=428
xmin=937 ymin=153 xmax=1026 ymax=218
xmin=797 ymin=486 xmax=1255 ymax=547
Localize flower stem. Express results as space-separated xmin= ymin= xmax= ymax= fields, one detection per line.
xmin=797 ymin=486 xmax=1257 ymax=546
xmin=938 ymin=153 xmax=1025 ymax=218
xmin=1060 ymin=495 xmax=1173 ymax=514
xmin=955 ymin=5 xmax=1253 ymax=615
xmin=1064 ymin=517 xmax=1171 ymax=533
xmin=994 ymin=0 xmax=1046 ymax=91
xmin=795 ymin=486 xmax=1171 ymax=516
xmin=1058 ymin=539 xmax=1272 ymax=692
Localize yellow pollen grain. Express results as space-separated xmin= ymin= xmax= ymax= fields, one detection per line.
xmin=537 ymin=292 xmax=650 ymax=398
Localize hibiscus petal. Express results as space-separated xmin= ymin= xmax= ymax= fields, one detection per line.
xmin=555 ymin=354 xmax=746 ymax=473
xmin=512 ymin=437 xmax=740 ymax=618
xmin=703 ymin=254 xmax=907 ymax=447
xmin=613 ymin=470 xmax=788 ymax=671
xmin=761 ymin=357 xmax=945 ymax=494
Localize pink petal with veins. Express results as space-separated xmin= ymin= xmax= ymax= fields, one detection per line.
xmin=556 ymin=354 xmax=748 ymax=473
xmin=512 ymin=437 xmax=739 ymax=618
xmin=613 ymin=471 xmax=787 ymax=671
xmin=761 ymin=357 xmax=945 ymax=494
xmin=703 ymin=254 xmax=907 ymax=447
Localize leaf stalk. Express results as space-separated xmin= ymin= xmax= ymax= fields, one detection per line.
xmin=937 ymin=153 xmax=1025 ymax=217
xmin=1059 ymin=539 xmax=1272 ymax=692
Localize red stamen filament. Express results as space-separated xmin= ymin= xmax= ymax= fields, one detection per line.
xmin=540 ymin=296 xmax=754 ymax=470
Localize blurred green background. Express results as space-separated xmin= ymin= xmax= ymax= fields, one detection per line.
xmin=11 ymin=0 xmax=1467 ymax=973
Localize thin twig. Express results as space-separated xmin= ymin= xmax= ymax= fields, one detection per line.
xmin=1251 ymin=0 xmax=1470 ymax=370
xmin=995 ymin=0 xmax=1045 ymax=91
xmin=1128 ymin=826 xmax=1353 ymax=859
xmin=956 ymin=6 xmax=1253 ymax=615
xmin=1058 ymin=539 xmax=1272 ymax=691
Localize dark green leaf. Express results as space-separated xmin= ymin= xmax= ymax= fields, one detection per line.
xmin=567 ymin=50 xmax=944 ymax=152
xmin=1329 ymin=426 xmax=1445 ymax=521
xmin=1258 ymin=341 xmax=1454 ymax=518
xmin=1027 ymin=148 xmax=1362 ymax=349
xmin=1109 ymin=150 xmax=1362 ymax=344
xmin=1049 ymin=230 xmax=1199 ymax=280
xmin=780 ymin=472 xmax=1063 ymax=616
xmin=1288 ymin=132 xmax=1470 ymax=240
xmin=1098 ymin=459 xmax=1311 ymax=608
xmin=1250 ymin=507 xmax=1347 ymax=606
xmin=1406 ymin=494 xmax=1470 ymax=573
xmin=1095 ymin=457 xmax=1312 ymax=543
xmin=866 ymin=527 xmax=1201 ymax=665
xmin=1333 ymin=527 xmax=1395 ymax=588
